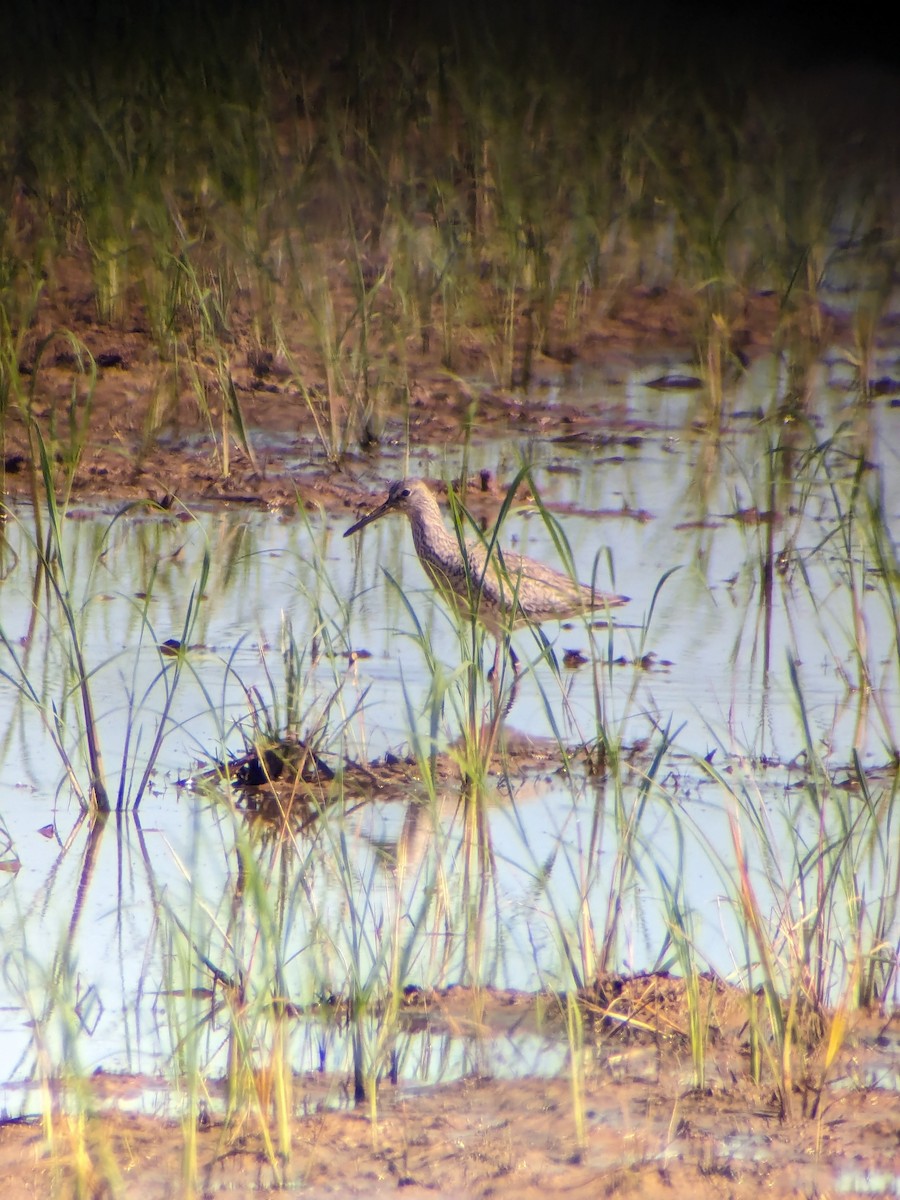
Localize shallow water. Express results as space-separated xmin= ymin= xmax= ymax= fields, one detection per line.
xmin=1 ymin=354 xmax=899 ymax=1112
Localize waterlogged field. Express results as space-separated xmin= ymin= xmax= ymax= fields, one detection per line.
xmin=2 ymin=7 xmax=900 ymax=1190
xmin=1 ymin=357 xmax=898 ymax=1168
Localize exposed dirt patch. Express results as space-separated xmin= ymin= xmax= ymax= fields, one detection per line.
xmin=1 ymin=249 xmax=845 ymax=517
xmin=2 ymin=985 xmax=898 ymax=1199
xmin=183 ymin=730 xmax=617 ymax=817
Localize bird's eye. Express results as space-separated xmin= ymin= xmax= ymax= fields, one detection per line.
xmin=400 ymin=488 xmax=410 ymax=499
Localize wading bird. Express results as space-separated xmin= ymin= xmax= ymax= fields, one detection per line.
xmin=344 ymin=479 xmax=627 ymax=677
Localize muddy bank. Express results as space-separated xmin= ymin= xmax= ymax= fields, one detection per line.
xmin=1 ymin=987 xmax=897 ymax=1199
xmin=2 ymin=264 xmax=828 ymax=514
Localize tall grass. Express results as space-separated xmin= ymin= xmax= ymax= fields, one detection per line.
xmin=2 ymin=3 xmax=896 ymax=486
xmin=690 ymin=737 xmax=898 ymax=1116
xmin=1 ymin=7 xmax=899 ymax=1174
xmin=1 ymin=445 xmax=898 ymax=1187
xmin=6 ymin=934 xmax=124 ymax=1197
xmin=0 ymin=469 xmax=210 ymax=811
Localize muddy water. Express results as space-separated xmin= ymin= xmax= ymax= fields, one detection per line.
xmin=1 ymin=357 xmax=898 ymax=1119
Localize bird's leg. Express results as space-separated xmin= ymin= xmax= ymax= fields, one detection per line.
xmin=487 ymin=639 xmax=502 ymax=726
xmin=487 ymin=636 xmax=520 ymax=720
xmin=481 ymin=669 xmax=505 ymax=771
xmin=487 ymin=639 xmax=501 ymax=683
xmin=486 ymin=637 xmax=517 ymax=682
xmin=471 ymin=638 xmax=519 ymax=781
xmin=498 ymin=653 xmax=519 ymax=718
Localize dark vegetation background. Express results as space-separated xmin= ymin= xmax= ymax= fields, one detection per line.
xmin=1 ymin=0 xmax=897 ymax=482
xmin=3 ymin=0 xmax=897 ymax=128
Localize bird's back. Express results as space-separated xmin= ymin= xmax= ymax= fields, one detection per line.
xmin=418 ymin=538 xmax=621 ymax=632
xmin=402 ymin=482 xmax=626 ymax=632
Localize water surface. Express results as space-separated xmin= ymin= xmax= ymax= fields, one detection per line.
xmin=1 ymin=355 xmax=898 ymax=1110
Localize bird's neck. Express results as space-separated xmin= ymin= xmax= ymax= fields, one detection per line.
xmin=409 ymin=500 xmax=462 ymax=562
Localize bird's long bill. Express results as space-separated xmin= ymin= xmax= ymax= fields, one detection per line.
xmin=343 ymin=496 xmax=394 ymax=537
